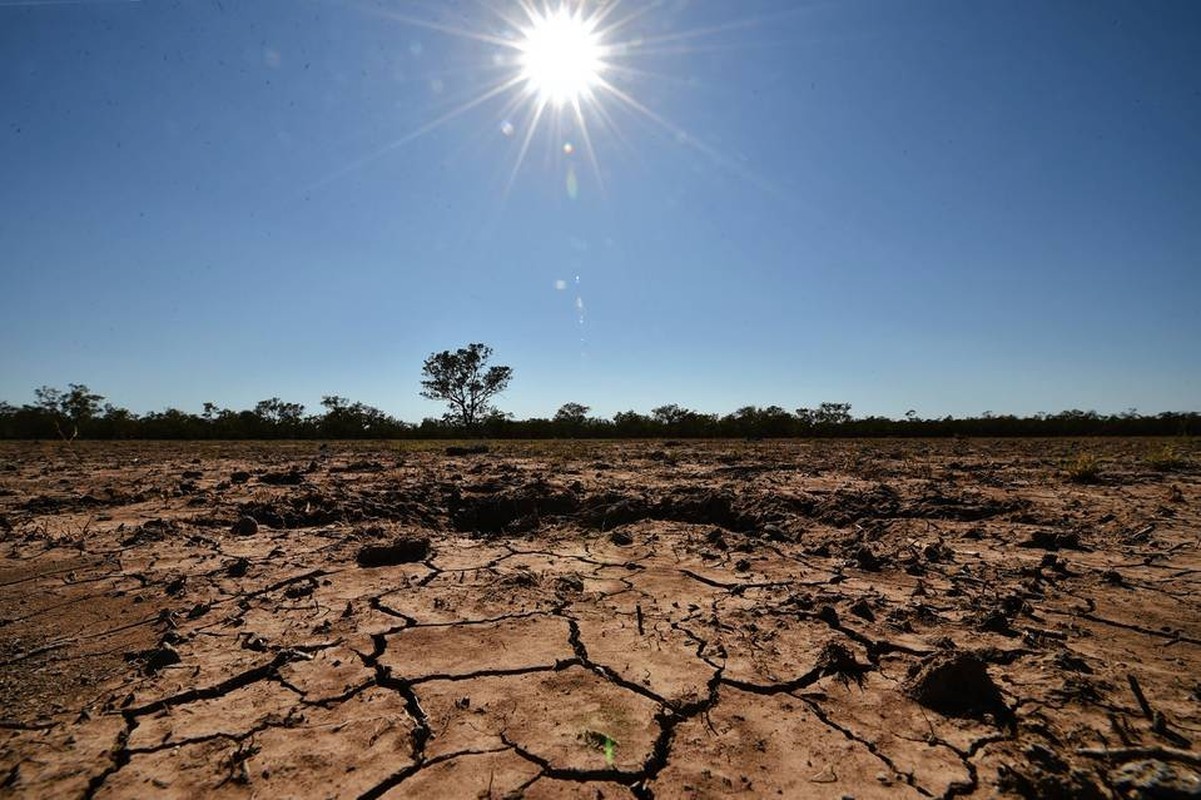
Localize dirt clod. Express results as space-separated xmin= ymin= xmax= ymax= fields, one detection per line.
xmin=125 ymin=642 xmax=181 ymax=675
xmin=903 ymin=650 xmax=1008 ymax=721
xmin=445 ymin=444 xmax=489 ymax=456
xmin=1021 ymin=530 xmax=1083 ymax=551
xmin=231 ymin=515 xmax=259 ymax=535
xmin=817 ymin=641 xmax=871 ymax=686
xmin=609 ymin=529 xmax=634 ymax=546
xmin=356 ymin=535 xmax=432 ymax=567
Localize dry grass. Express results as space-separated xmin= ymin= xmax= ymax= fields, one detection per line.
xmin=1144 ymin=443 xmax=1190 ymax=472
xmin=1065 ymin=452 xmax=1103 ymax=483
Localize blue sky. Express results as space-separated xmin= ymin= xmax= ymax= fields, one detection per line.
xmin=2 ymin=0 xmax=1199 ymax=422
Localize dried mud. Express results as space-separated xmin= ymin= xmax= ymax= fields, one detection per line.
xmin=1 ymin=438 xmax=1199 ymax=799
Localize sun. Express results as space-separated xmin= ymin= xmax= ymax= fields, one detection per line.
xmin=317 ymin=1 xmax=763 ymax=195
xmin=517 ymin=6 xmax=605 ymax=108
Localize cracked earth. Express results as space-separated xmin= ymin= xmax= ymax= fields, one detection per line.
xmin=1 ymin=438 xmax=1199 ymax=798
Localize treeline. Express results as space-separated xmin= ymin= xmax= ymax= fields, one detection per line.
xmin=1 ymin=385 xmax=1196 ymax=440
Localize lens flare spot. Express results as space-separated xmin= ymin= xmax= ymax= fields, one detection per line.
xmin=565 ymin=165 xmax=579 ymax=199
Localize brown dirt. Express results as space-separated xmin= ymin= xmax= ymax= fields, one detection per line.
xmin=1 ymin=437 xmax=1199 ymax=798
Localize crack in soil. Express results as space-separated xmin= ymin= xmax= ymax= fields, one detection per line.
xmin=2 ymin=439 xmax=1199 ymax=798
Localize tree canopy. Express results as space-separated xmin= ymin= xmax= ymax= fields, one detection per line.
xmin=0 ymin=383 xmax=1196 ymax=440
xmin=419 ymin=343 xmax=513 ymax=429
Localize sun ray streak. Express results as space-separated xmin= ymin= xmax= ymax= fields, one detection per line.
xmin=505 ymin=96 xmax=549 ymax=197
xmin=304 ymin=74 xmax=524 ymax=193
xmin=619 ymin=9 xmax=805 ymax=49
xmin=572 ymin=97 xmax=605 ymax=196
xmin=0 ymin=0 xmax=139 ymax=5
xmin=623 ymin=39 xmax=801 ymax=58
xmin=312 ymin=0 xmax=789 ymax=201
xmin=600 ymin=62 xmax=704 ymax=88
xmin=596 ymin=1 xmax=659 ymax=38
xmin=589 ymin=0 xmax=625 ymax=31
xmin=597 ymin=78 xmax=779 ymax=195
xmin=363 ymin=6 xmax=518 ymax=49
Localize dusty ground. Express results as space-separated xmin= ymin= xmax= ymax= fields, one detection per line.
xmin=1 ymin=438 xmax=1199 ymax=799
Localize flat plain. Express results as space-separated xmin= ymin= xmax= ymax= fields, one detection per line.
xmin=1 ymin=438 xmax=1198 ymax=799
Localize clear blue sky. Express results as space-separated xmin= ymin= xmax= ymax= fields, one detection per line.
xmin=3 ymin=0 xmax=1199 ymax=422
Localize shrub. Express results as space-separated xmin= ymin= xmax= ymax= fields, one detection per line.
xmin=1144 ymin=443 xmax=1189 ymax=472
xmin=1065 ymin=453 xmax=1102 ymax=484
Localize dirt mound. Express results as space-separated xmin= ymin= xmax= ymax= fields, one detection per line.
xmin=903 ymin=650 xmax=1010 ymax=722
xmin=903 ymin=490 xmax=1021 ymax=521
xmin=812 ymin=483 xmax=901 ymax=526
xmin=450 ymin=481 xmax=578 ymax=534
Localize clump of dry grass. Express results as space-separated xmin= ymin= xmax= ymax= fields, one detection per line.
xmin=1144 ymin=443 xmax=1189 ymax=472
xmin=1065 ymin=453 xmax=1103 ymax=484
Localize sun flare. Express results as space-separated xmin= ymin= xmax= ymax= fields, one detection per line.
xmin=318 ymin=1 xmax=764 ymax=197
xmin=517 ymin=6 xmax=605 ymax=107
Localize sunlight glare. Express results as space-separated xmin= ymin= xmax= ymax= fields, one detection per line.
xmin=518 ymin=6 xmax=604 ymax=107
xmin=312 ymin=1 xmax=777 ymax=197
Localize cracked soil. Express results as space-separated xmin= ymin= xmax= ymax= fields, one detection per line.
xmin=1 ymin=438 xmax=1199 ymax=798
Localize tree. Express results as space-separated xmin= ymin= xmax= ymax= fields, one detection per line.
xmin=759 ymin=405 xmax=794 ymax=437
xmin=33 ymin=383 xmax=104 ymax=438
xmin=814 ymin=402 xmax=852 ymax=426
xmin=651 ymin=404 xmax=688 ymax=427
xmin=319 ymin=395 xmax=398 ymax=438
xmin=553 ymin=402 xmax=591 ymax=437
xmin=554 ymin=402 xmax=590 ymax=425
xmin=254 ymin=397 xmax=305 ymax=425
xmin=253 ymin=397 xmax=306 ymax=436
xmin=612 ymin=410 xmax=651 ymax=437
xmin=420 ymin=343 xmax=513 ymax=429
xmin=63 ymin=384 xmax=104 ymax=423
